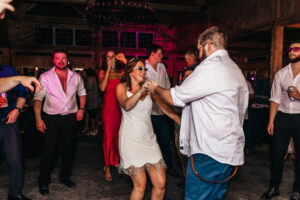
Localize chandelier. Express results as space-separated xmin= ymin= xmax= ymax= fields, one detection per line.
xmin=85 ymin=0 xmax=155 ymax=27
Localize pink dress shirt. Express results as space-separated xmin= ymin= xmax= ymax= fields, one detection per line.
xmin=34 ymin=67 xmax=86 ymax=115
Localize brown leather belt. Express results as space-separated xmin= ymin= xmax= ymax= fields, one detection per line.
xmin=190 ymin=155 xmax=238 ymax=184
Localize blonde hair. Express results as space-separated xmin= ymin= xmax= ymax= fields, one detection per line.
xmin=197 ymin=26 xmax=227 ymax=49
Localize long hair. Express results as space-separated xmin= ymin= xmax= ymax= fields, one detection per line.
xmin=120 ymin=58 xmax=145 ymax=91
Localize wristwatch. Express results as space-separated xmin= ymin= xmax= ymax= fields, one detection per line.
xmin=14 ymin=107 xmax=21 ymax=113
xmin=79 ymin=107 xmax=86 ymax=111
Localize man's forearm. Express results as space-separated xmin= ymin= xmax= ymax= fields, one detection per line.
xmin=33 ymin=100 xmax=43 ymax=121
xmin=155 ymin=86 xmax=174 ymax=106
xmin=79 ymin=95 xmax=86 ymax=109
xmin=15 ymin=97 xmax=26 ymax=109
xmin=0 ymin=77 xmax=20 ymax=93
xmin=269 ymin=101 xmax=279 ymax=124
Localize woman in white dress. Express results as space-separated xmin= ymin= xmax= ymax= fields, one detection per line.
xmin=116 ymin=58 xmax=180 ymax=200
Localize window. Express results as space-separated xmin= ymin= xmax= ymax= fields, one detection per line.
xmin=35 ymin=26 xmax=53 ymax=44
xmin=138 ymin=32 xmax=153 ymax=48
xmin=102 ymin=31 xmax=118 ymax=47
xmin=75 ymin=29 xmax=92 ymax=46
xmin=120 ymin=32 xmax=136 ymax=48
xmin=55 ymin=28 xmax=73 ymax=45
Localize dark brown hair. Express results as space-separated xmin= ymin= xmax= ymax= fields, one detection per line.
xmin=121 ymin=58 xmax=145 ymax=91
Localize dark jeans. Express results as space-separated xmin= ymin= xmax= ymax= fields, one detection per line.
xmin=185 ymin=153 xmax=232 ymax=200
xmin=270 ymin=111 xmax=300 ymax=192
xmin=0 ymin=122 xmax=23 ymax=196
xmin=39 ymin=113 xmax=77 ymax=186
xmin=151 ymin=115 xmax=172 ymax=168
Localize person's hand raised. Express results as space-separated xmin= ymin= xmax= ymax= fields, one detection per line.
xmin=116 ymin=53 xmax=127 ymax=64
xmin=0 ymin=0 xmax=15 ymax=19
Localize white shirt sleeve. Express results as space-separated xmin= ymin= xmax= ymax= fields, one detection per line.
xmin=163 ymin=65 xmax=171 ymax=89
xmin=33 ymin=75 xmax=46 ymax=101
xmin=170 ymin=66 xmax=216 ymax=107
xmin=77 ymin=75 xmax=87 ymax=96
xmin=269 ymin=72 xmax=281 ymax=104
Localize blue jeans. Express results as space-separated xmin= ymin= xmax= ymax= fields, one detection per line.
xmin=185 ymin=153 xmax=233 ymax=200
xmin=151 ymin=115 xmax=172 ymax=168
xmin=0 ymin=122 xmax=23 ymax=196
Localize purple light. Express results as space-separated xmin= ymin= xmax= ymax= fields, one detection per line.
xmin=251 ymin=77 xmax=255 ymax=80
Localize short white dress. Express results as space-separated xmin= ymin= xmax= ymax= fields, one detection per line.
xmin=118 ymin=90 xmax=165 ymax=176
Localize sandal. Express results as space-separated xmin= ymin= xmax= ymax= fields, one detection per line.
xmin=104 ymin=166 xmax=112 ymax=181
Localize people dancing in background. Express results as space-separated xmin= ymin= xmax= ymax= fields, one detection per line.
xmin=34 ymin=49 xmax=86 ymax=196
xmin=0 ymin=65 xmax=31 ymax=200
xmin=99 ymin=50 xmax=127 ymax=181
xmin=145 ymin=45 xmax=178 ymax=177
xmin=261 ymin=41 xmax=300 ymax=200
xmin=82 ymin=68 xmax=99 ymax=136
xmin=116 ymin=58 xmax=180 ymax=200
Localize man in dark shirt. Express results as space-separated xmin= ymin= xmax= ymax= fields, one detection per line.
xmin=0 ymin=65 xmax=31 ymax=200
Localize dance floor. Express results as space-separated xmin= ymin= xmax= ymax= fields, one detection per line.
xmin=0 ymin=132 xmax=295 ymax=200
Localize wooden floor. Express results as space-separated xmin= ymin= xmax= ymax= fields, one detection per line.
xmin=0 ymin=133 xmax=296 ymax=200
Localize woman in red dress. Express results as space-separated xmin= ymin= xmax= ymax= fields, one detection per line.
xmin=99 ymin=51 xmax=126 ymax=181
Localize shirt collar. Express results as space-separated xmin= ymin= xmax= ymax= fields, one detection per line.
xmin=145 ymin=59 xmax=162 ymax=72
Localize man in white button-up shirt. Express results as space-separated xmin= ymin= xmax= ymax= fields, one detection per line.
xmin=147 ymin=26 xmax=248 ymax=200
xmin=262 ymin=41 xmax=300 ymax=200
xmin=33 ymin=50 xmax=86 ymax=196
xmin=145 ymin=45 xmax=176 ymax=174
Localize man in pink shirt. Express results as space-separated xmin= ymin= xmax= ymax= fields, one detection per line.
xmin=33 ymin=49 xmax=86 ymax=196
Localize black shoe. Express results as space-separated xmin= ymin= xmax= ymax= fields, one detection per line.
xmin=60 ymin=179 xmax=76 ymax=188
xmin=7 ymin=194 xmax=31 ymax=200
xmin=261 ymin=187 xmax=280 ymax=199
xmin=39 ymin=184 xmax=49 ymax=196
xmin=291 ymin=192 xmax=300 ymax=200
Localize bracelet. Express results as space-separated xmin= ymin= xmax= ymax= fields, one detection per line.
xmin=79 ymin=108 xmax=86 ymax=111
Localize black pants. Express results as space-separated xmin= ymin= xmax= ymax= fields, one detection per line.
xmin=0 ymin=122 xmax=23 ymax=196
xmin=270 ymin=111 xmax=300 ymax=192
xmin=151 ymin=115 xmax=172 ymax=168
xmin=39 ymin=113 xmax=77 ymax=186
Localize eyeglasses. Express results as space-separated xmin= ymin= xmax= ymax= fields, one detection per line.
xmin=288 ymin=47 xmax=300 ymax=53
xmin=107 ymin=55 xmax=115 ymax=59
xmin=133 ymin=66 xmax=148 ymax=72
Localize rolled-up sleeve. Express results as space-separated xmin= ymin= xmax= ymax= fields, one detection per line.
xmin=33 ymin=75 xmax=46 ymax=101
xmin=170 ymin=87 xmax=186 ymax=107
xmin=269 ymin=73 xmax=281 ymax=104
xmin=170 ymin=66 xmax=215 ymax=106
xmin=77 ymin=76 xmax=86 ymax=96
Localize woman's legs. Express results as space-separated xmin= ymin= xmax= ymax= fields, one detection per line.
xmin=130 ymin=169 xmax=147 ymax=200
xmin=148 ymin=164 xmax=166 ymax=200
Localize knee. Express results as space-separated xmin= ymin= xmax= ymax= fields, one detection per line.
xmin=134 ymin=184 xmax=146 ymax=194
xmin=153 ymin=179 xmax=166 ymax=191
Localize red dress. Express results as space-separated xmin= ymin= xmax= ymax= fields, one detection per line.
xmin=102 ymin=79 xmax=121 ymax=166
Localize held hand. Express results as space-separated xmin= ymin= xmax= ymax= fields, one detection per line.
xmin=19 ymin=76 xmax=42 ymax=93
xmin=267 ymin=122 xmax=274 ymax=136
xmin=287 ymin=86 xmax=300 ymax=100
xmin=140 ymin=80 xmax=150 ymax=93
xmin=0 ymin=0 xmax=15 ymax=19
xmin=6 ymin=109 xmax=19 ymax=124
xmin=36 ymin=119 xmax=46 ymax=133
xmin=116 ymin=53 xmax=127 ymax=64
xmin=76 ymin=109 xmax=84 ymax=121
xmin=147 ymin=80 xmax=159 ymax=94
